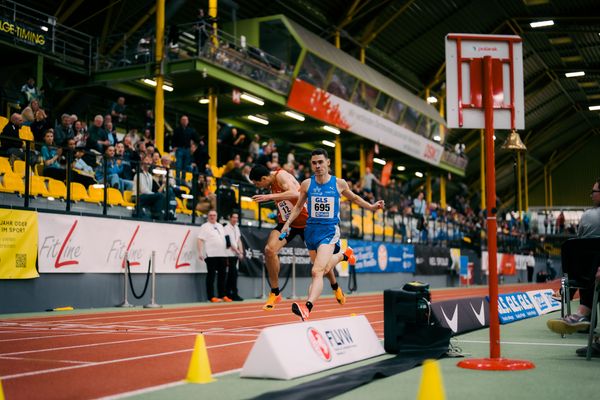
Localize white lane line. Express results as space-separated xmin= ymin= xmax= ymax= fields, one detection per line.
xmin=99 ymin=368 xmax=243 ymax=400
xmin=0 ymin=340 xmax=255 ymax=381
xmin=0 ymin=356 xmax=94 ymax=365
xmin=460 ymin=339 xmax=583 ymax=347
xmin=0 ymin=333 xmax=194 ymax=356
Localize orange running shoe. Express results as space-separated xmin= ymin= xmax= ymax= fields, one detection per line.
xmin=344 ymin=247 xmax=356 ymax=265
xmin=222 ymin=296 xmax=233 ymax=302
xmin=292 ymin=302 xmax=310 ymax=321
xmin=262 ymin=292 xmax=282 ymax=311
xmin=334 ymin=287 xmax=346 ymax=305
xmin=210 ymin=297 xmax=222 ymax=303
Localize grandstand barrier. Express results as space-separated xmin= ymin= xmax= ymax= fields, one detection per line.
xmin=240 ymin=315 xmax=385 ymax=380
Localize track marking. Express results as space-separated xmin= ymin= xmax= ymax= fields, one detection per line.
xmin=460 ymin=339 xmax=583 ymax=347
xmin=0 ymin=356 xmax=94 ymax=365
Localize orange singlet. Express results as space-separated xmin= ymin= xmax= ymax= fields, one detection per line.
xmin=270 ymin=169 xmax=308 ymax=229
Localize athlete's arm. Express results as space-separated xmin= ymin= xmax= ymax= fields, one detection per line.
xmin=338 ymin=179 xmax=385 ymax=211
xmin=280 ymin=179 xmax=309 ymax=233
xmin=252 ymin=171 xmax=300 ymax=203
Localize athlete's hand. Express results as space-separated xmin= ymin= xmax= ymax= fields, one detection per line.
xmin=371 ymin=200 xmax=385 ymax=211
xmin=278 ymin=228 xmax=290 ymax=241
xmin=252 ymin=194 xmax=271 ymax=203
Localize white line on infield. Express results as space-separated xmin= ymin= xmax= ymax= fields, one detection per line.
xmin=460 ymin=339 xmax=583 ymax=347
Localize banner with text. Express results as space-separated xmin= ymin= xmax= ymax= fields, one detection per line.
xmin=482 ymin=251 xmax=521 ymax=275
xmin=287 ymin=79 xmax=444 ymax=166
xmin=0 ymin=209 xmax=39 ymax=279
xmin=348 ymin=240 xmax=415 ymax=273
xmin=415 ymin=245 xmax=451 ymax=275
xmin=37 ymin=214 xmax=205 ymax=273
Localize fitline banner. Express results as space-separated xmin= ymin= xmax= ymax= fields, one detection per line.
xmin=287 ymin=79 xmax=444 ymax=166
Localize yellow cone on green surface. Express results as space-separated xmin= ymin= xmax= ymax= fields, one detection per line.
xmin=417 ymin=359 xmax=445 ymax=400
xmin=185 ymin=334 xmax=215 ymax=384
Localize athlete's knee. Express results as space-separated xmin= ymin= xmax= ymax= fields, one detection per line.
xmin=264 ymin=243 xmax=278 ymax=258
xmin=311 ymin=268 xmax=325 ymax=279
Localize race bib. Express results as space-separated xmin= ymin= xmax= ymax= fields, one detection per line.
xmin=310 ymin=196 xmax=334 ymax=219
xmin=277 ymin=200 xmax=294 ymax=221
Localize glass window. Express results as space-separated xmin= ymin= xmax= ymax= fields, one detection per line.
xmin=416 ymin=115 xmax=430 ymax=136
xmin=327 ymin=68 xmax=357 ymax=101
xmin=351 ymin=82 xmax=378 ymax=110
xmin=376 ymin=92 xmax=390 ymax=112
xmin=387 ymin=99 xmax=405 ymax=123
xmin=401 ymin=107 xmax=419 ymax=132
xmin=298 ymin=52 xmax=331 ymax=88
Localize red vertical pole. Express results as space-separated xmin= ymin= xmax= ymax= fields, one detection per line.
xmin=483 ymin=56 xmax=500 ymax=359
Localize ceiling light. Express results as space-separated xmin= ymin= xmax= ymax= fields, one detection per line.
xmin=41 ymin=26 xmax=49 ymax=32
xmin=141 ymin=78 xmax=173 ymax=91
xmin=565 ymin=71 xmax=585 ymax=78
xmin=162 ymin=84 xmax=173 ymax=92
xmin=240 ymin=93 xmax=264 ymax=106
xmin=323 ymin=125 xmax=340 ymax=134
xmin=530 ymin=20 xmax=554 ymax=28
xmin=589 ymin=105 xmax=600 ymax=111
xmin=426 ymin=96 xmax=438 ymax=104
xmin=373 ymin=157 xmax=386 ymax=166
xmin=247 ymin=115 xmax=269 ymax=125
xmin=415 ymin=171 xmax=423 ymax=178
xmin=284 ymin=111 xmax=305 ymax=121
xmin=397 ymin=165 xmax=406 ymax=171
xmin=322 ymin=140 xmax=336 ymax=148
xmin=433 ymin=135 xmax=441 ymax=142
xmin=198 ymin=98 xmax=209 ymax=104
xmin=561 ymin=55 xmax=583 ymax=63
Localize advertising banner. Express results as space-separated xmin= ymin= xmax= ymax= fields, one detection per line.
xmin=414 ymin=245 xmax=451 ymax=275
xmin=287 ymin=79 xmax=444 ymax=166
xmin=526 ymin=289 xmax=561 ymax=315
xmin=0 ymin=209 xmax=39 ymax=279
xmin=497 ymin=292 xmax=539 ymax=324
xmin=348 ymin=240 xmax=415 ymax=273
xmin=37 ymin=214 xmax=205 ymax=273
xmin=431 ymin=296 xmax=489 ymax=335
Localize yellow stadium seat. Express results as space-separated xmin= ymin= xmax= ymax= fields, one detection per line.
xmin=34 ymin=163 xmax=44 ymax=176
xmin=0 ymin=157 xmax=11 ymax=175
xmin=69 ymin=182 xmax=90 ymax=202
xmin=241 ymin=197 xmax=258 ymax=220
xmin=87 ymin=185 xmax=104 ymax=203
xmin=29 ymin=176 xmax=50 ymax=197
xmin=18 ymin=126 xmax=34 ymax=141
xmin=123 ymin=190 xmax=136 ymax=207
xmin=176 ymin=197 xmax=192 ymax=215
xmin=185 ymin=171 xmax=193 ymax=183
xmin=13 ymin=160 xmax=26 ymax=177
xmin=48 ymin=179 xmax=67 ymax=199
xmin=0 ymin=172 xmax=24 ymax=194
xmin=0 ymin=116 xmax=8 ymax=131
xmin=107 ymin=188 xmax=125 ymax=206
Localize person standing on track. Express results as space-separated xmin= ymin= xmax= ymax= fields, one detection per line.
xmin=250 ymin=164 xmax=353 ymax=311
xmin=280 ymin=149 xmax=385 ymax=321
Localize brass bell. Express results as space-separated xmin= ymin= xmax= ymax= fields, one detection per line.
xmin=501 ymin=130 xmax=527 ymax=152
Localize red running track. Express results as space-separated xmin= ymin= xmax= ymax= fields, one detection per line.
xmin=0 ymin=283 xmax=557 ymax=400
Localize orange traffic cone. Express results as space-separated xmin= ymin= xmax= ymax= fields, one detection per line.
xmin=185 ymin=334 xmax=215 ymax=384
xmin=417 ymin=359 xmax=445 ymax=400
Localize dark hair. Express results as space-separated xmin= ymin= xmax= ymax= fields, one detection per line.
xmin=311 ymin=148 xmax=329 ymax=159
xmin=249 ymin=164 xmax=271 ymax=181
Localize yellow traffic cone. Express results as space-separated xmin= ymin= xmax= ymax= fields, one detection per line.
xmin=417 ymin=359 xmax=445 ymax=400
xmin=185 ymin=334 xmax=215 ymax=384
xmin=0 ymin=379 xmax=5 ymax=400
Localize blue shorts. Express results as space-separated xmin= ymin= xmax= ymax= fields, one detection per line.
xmin=304 ymin=224 xmax=341 ymax=253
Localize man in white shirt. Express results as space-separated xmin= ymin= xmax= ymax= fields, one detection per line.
xmin=133 ymin=155 xmax=165 ymax=219
xmin=223 ymin=212 xmax=244 ymax=301
xmin=197 ymin=210 xmax=231 ymax=302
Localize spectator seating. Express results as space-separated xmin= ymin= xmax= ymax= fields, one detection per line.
xmin=0 ymin=157 xmax=11 ymax=174
xmin=47 ymin=178 xmax=67 ymax=199
xmin=0 ymin=116 xmax=8 ymax=131
xmin=69 ymin=182 xmax=90 ymax=202
xmin=0 ymin=172 xmax=25 ymax=193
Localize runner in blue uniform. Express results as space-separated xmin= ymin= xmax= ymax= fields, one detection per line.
xmin=280 ymin=148 xmax=385 ymax=320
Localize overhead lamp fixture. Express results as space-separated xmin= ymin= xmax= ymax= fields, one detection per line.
xmin=530 ymin=20 xmax=554 ymax=28
xmin=373 ymin=157 xmax=386 ymax=166
xmin=241 ymin=92 xmax=264 ymax=106
xmin=247 ymin=115 xmax=269 ymax=125
xmin=588 ymin=105 xmax=600 ymax=111
xmin=433 ymin=135 xmax=441 ymax=142
xmin=141 ymin=79 xmax=173 ymax=92
xmin=283 ymin=110 xmax=305 ymax=121
xmin=397 ymin=165 xmax=406 ymax=171
xmin=41 ymin=26 xmax=49 ymax=32
xmin=415 ymin=171 xmax=424 ymax=178
xmin=565 ymin=71 xmax=585 ymax=78
xmin=321 ymin=140 xmax=336 ymax=148
xmin=198 ymin=97 xmax=209 ymax=104
xmin=426 ymin=96 xmax=438 ymax=104
xmin=323 ymin=125 xmax=340 ymax=134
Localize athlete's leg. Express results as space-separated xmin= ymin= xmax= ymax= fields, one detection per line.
xmin=264 ymin=229 xmax=288 ymax=289
xmin=307 ymin=243 xmax=336 ymax=304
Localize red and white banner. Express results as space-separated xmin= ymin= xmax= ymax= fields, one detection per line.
xmin=482 ymin=251 xmax=527 ymax=275
xmin=37 ymin=214 xmax=205 ymax=273
xmin=287 ymin=79 xmax=444 ymax=166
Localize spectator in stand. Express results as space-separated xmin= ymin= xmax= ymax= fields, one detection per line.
xmin=223 ymin=154 xmax=245 ymax=183
xmin=109 ymin=96 xmax=128 ymax=129
xmin=219 ymin=127 xmax=246 ymax=165
xmin=526 ymin=250 xmax=536 ymax=283
xmin=144 ymin=109 xmax=154 ymax=136
xmin=556 ymin=210 xmax=566 ymax=234
xmin=133 ymin=154 xmax=166 ymax=219
xmin=190 ymin=137 xmax=209 ymax=176
xmin=54 ymin=113 xmax=74 ymax=147
xmin=413 ymin=190 xmax=428 ymax=241
xmin=70 ymin=147 xmax=97 ymax=187
xmin=256 ymin=143 xmax=274 ymax=169
xmin=547 ymin=178 xmax=600 ymax=357
xmin=105 ymin=121 xmax=118 ymax=146
xmin=20 ymin=77 xmax=42 ymax=105
xmin=40 ymin=129 xmax=66 ymax=181
xmin=30 ymin=109 xmax=50 ymax=143
xmin=21 ymin=99 xmax=40 ymax=126
xmin=152 ymin=151 xmax=162 ymax=166
xmin=197 ymin=210 xmax=231 ymax=303
xmin=115 ymin=142 xmax=134 ymax=181
xmin=361 ymin=167 xmax=381 ymax=195
xmin=72 ymin=120 xmax=87 ymax=148
xmin=142 ymin=128 xmax=155 ymax=146
xmin=125 ymin=129 xmax=140 ymax=147
xmin=223 ymin=212 xmax=244 ymax=301
xmin=248 ymin=134 xmax=260 ymax=160
xmin=194 ymin=174 xmax=217 ymax=213
xmin=95 ymin=145 xmax=133 ymax=192
xmin=171 ymin=115 xmax=198 ymax=184
xmin=87 ymin=115 xmax=109 ymax=153
xmin=1 ymin=113 xmax=25 ymax=162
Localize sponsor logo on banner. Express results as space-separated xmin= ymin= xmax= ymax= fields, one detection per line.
xmin=287 ymin=79 xmax=443 ymax=166
xmin=431 ymin=297 xmax=489 ymax=335
xmin=470 ymin=301 xmax=486 ymax=326
xmin=307 ymin=327 xmax=332 ymax=362
xmin=348 ymin=240 xmax=415 ymax=273
xmin=377 ymin=244 xmax=388 ymax=271
xmin=526 ymin=289 xmax=561 ymax=315
xmin=415 ymin=245 xmax=451 ymax=275
xmin=0 ymin=209 xmax=39 ymax=279
xmin=497 ymin=292 xmax=539 ymax=324
xmin=440 ymin=304 xmax=459 ymax=333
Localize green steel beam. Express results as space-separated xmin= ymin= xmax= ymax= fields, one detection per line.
xmin=437 ymin=161 xmax=466 ymax=177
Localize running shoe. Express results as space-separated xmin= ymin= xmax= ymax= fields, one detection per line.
xmin=334 ymin=287 xmax=346 ymax=305
xmin=262 ymin=292 xmax=282 ymax=311
xmin=292 ymin=302 xmax=310 ymax=321
xmin=546 ymin=314 xmax=590 ymax=335
xmin=222 ymin=296 xmax=233 ymax=302
xmin=209 ymin=297 xmax=222 ymax=303
xmin=344 ymin=246 xmax=356 ymax=265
